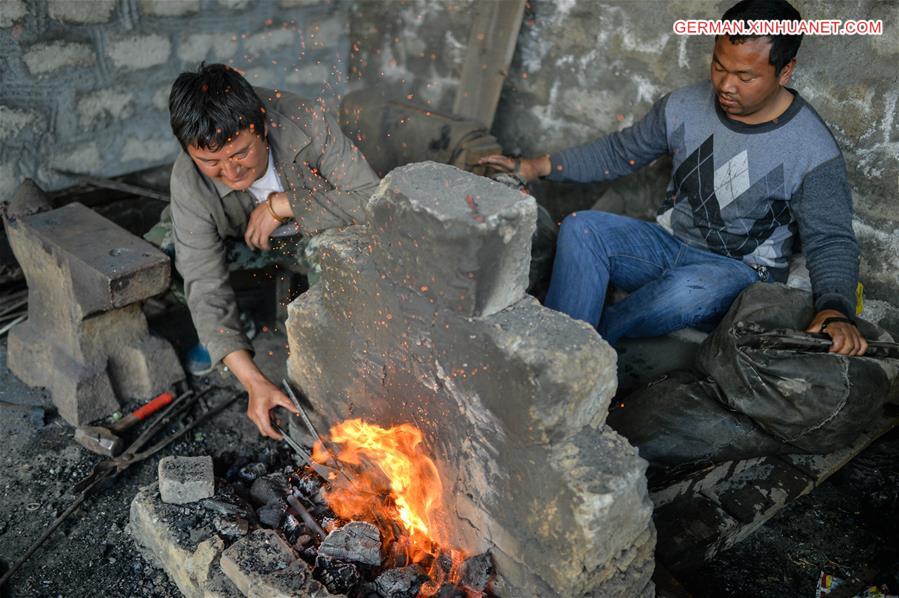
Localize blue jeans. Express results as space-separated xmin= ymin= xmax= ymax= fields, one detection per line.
xmin=544 ymin=211 xmax=762 ymax=345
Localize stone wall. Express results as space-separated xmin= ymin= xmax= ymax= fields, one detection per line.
xmin=0 ymin=0 xmax=351 ymax=199
xmin=348 ymin=0 xmax=899 ymax=303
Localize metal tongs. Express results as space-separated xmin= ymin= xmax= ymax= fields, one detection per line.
xmin=277 ymin=379 xmax=353 ymax=484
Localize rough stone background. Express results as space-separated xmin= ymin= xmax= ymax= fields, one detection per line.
xmin=0 ymin=0 xmax=352 ymax=199
xmin=347 ymin=0 xmax=899 ymax=304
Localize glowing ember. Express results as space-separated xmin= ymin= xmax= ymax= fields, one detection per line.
xmin=312 ymin=419 xmax=463 ymax=590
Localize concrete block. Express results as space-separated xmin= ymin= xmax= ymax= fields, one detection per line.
xmin=0 ymin=0 xmax=26 ymax=27
xmin=22 ymin=40 xmax=96 ymax=75
xmin=220 ymin=529 xmax=332 ymax=597
xmin=48 ymin=0 xmax=116 ymax=23
xmin=243 ymin=29 xmax=296 ymax=55
xmin=129 ymin=483 xmax=243 ymax=597
xmin=158 ymin=456 xmax=215 ymax=504
xmin=367 ymin=162 xmax=536 ymax=317
xmin=4 ymin=199 xmax=183 ymax=425
xmin=139 ymin=0 xmax=199 ymax=17
xmin=177 ymin=32 xmax=238 ymax=63
xmin=0 ymin=105 xmax=41 ymax=141
xmin=107 ymin=34 xmax=171 ymax=70
xmin=76 ymin=88 xmax=134 ymax=129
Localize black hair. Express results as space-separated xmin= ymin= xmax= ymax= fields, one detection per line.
xmin=169 ymin=63 xmax=266 ymax=151
xmin=721 ymin=0 xmax=803 ymax=75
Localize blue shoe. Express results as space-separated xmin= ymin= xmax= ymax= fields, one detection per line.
xmin=185 ymin=343 xmax=214 ymax=376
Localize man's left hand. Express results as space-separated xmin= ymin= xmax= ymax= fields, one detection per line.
xmin=806 ymin=309 xmax=868 ymax=356
xmin=245 ymin=194 xmax=287 ymax=250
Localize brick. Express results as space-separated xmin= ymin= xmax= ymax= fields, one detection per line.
xmin=48 ymin=0 xmax=116 ymax=23
xmin=107 ymin=34 xmax=171 ymax=70
xmin=243 ymin=28 xmax=296 ymax=55
xmin=0 ymin=0 xmax=27 ymax=27
xmin=176 ymin=32 xmax=238 ymax=64
xmin=76 ymin=88 xmax=134 ymax=129
xmin=121 ymin=136 xmax=179 ymax=163
xmin=306 ymin=19 xmax=343 ymax=49
xmin=0 ymin=105 xmax=42 ymax=140
xmin=158 ymin=456 xmax=215 ymax=504
xmin=285 ymin=63 xmax=332 ymax=87
xmin=139 ymin=0 xmax=199 ymax=17
xmin=22 ymin=40 xmax=96 ymax=75
xmin=217 ymin=0 xmax=253 ymax=8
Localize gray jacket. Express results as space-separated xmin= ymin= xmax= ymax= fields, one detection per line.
xmin=169 ymin=88 xmax=380 ymax=365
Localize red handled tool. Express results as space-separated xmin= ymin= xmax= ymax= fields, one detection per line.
xmin=74 ymin=390 xmax=174 ymax=456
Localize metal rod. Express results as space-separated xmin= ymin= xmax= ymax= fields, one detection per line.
xmin=0 ymin=314 xmax=25 ymax=336
xmin=281 ymin=379 xmax=324 ymax=443
xmin=286 ymin=493 xmax=327 ymax=541
xmin=52 ymin=170 xmax=171 ymax=202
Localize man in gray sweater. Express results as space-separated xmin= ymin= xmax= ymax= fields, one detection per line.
xmin=482 ymin=0 xmax=867 ymax=356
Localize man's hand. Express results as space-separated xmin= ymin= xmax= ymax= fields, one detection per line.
xmin=245 ymin=378 xmax=299 ymax=439
xmin=478 ymin=154 xmax=551 ymax=183
xmin=223 ymin=349 xmax=299 ymax=439
xmin=244 ymin=192 xmax=290 ymax=251
xmin=806 ymin=309 xmax=868 ymax=356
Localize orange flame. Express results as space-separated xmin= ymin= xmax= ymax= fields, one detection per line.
xmin=312 ymin=419 xmax=462 ymax=589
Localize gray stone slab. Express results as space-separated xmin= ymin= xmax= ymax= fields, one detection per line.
xmin=220 ymin=529 xmax=333 ymax=598
xmin=286 ymin=162 xmax=653 ymax=596
xmin=367 ymin=162 xmax=536 ymax=317
xmin=159 ymin=456 xmax=215 ymax=504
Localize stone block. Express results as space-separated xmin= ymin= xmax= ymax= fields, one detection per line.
xmin=22 ymin=40 xmax=96 ymax=75
xmin=129 ymin=483 xmax=243 ymax=598
xmin=159 ymin=456 xmax=215 ymax=504
xmin=107 ymin=34 xmax=171 ymax=70
xmin=243 ymin=29 xmax=296 ymax=55
xmin=0 ymin=105 xmax=42 ymax=141
xmin=220 ymin=529 xmax=333 ymax=597
xmin=177 ymin=33 xmax=238 ymax=63
xmin=76 ymin=88 xmax=134 ymax=129
xmin=367 ymin=162 xmax=536 ymax=317
xmin=286 ymin=161 xmax=653 ymax=595
xmin=47 ymin=143 xmax=102 ymax=175
xmin=121 ymin=136 xmax=180 ymax=163
xmin=48 ymin=0 xmax=116 ymax=23
xmin=0 ymin=0 xmax=27 ymax=27
xmin=140 ymin=0 xmax=199 ymax=17
xmin=4 ymin=199 xmax=184 ymax=425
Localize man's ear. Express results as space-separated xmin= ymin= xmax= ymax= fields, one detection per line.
xmin=778 ymin=58 xmax=796 ymax=86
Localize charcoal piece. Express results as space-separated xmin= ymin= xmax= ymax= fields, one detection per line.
xmin=213 ymin=516 xmax=249 ymax=539
xmin=293 ymin=471 xmax=323 ymax=499
xmin=318 ymin=521 xmax=382 ymax=566
xmin=374 ymin=565 xmax=427 ymax=598
xmin=293 ymin=534 xmax=313 ymax=552
xmin=200 ymin=498 xmax=241 ymax=517
xmin=459 ymin=552 xmax=494 ymax=590
xmin=250 ymin=473 xmax=288 ymax=506
xmin=237 ymin=462 xmax=268 ymax=483
xmin=436 ymin=583 xmax=465 ymax=598
xmin=257 ymin=498 xmax=286 ymax=529
xmin=313 ymin=555 xmax=360 ymax=594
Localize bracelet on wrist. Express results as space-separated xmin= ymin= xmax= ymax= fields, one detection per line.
xmin=265 ymin=192 xmax=289 ymax=224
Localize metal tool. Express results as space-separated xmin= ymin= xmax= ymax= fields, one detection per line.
xmin=51 ymin=169 xmax=170 ymax=202
xmin=74 ymin=391 xmax=174 ymax=456
xmin=272 ymin=422 xmax=341 ymax=482
xmin=0 ymin=387 xmax=242 ymax=590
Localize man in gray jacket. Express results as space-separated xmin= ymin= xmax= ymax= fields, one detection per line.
xmin=158 ymin=63 xmax=379 ymax=438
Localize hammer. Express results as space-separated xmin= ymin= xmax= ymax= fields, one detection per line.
xmin=74 ymin=391 xmax=174 ymax=456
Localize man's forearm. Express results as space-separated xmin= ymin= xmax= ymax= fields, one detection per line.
xmin=222 ymin=349 xmax=268 ymax=390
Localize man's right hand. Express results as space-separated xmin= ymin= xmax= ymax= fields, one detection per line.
xmin=246 ymin=378 xmax=298 ymax=439
xmin=478 ymin=154 xmax=551 ymax=182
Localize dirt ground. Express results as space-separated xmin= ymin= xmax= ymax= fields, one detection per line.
xmin=1 ymin=300 xmax=897 ymax=598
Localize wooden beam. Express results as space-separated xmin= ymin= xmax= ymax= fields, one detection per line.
xmin=452 ymin=0 xmax=526 ymax=130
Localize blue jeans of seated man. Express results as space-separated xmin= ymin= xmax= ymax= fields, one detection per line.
xmin=544 ymin=211 xmax=764 ymax=345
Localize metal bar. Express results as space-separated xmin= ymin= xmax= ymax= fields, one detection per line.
xmin=0 ymin=314 xmax=25 ymax=336
xmin=286 ymin=493 xmax=327 ymax=541
xmin=52 ymin=170 xmax=171 ymax=202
